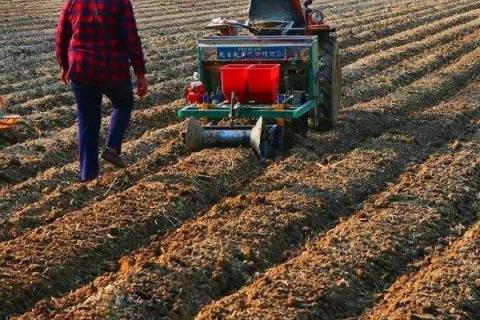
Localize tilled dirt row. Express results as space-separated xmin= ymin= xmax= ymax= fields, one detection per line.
xmin=0 ymin=148 xmax=261 ymax=318
xmin=342 ymin=1 xmax=480 ymax=65
xmin=1 ymin=2 xmax=245 ymax=68
xmin=17 ymin=77 xmax=480 ymax=319
xmin=0 ymin=108 xmax=181 ymax=217
xmin=130 ymin=0 xmax=461 ymax=43
xmin=2 ymin=0 xmax=468 ymax=141
xmin=196 ymin=118 xmax=480 ymax=320
xmin=0 ymin=2 xmax=402 ymax=99
xmin=0 ymin=102 xmax=180 ymax=185
xmin=1 ymin=6 xmax=442 ymax=149
xmin=308 ymin=45 xmax=480 ymax=161
xmin=3 ymin=33 xmax=480 ymax=318
xmin=343 ymin=21 xmax=480 ymax=106
xmin=338 ymin=0 xmax=477 ymax=51
xmin=0 ymin=0 xmax=240 ymax=44
xmin=0 ymin=0 xmax=438 ymax=47
xmin=1 ymin=1 xmax=478 ymax=320
xmin=361 ymin=220 xmax=480 ymax=320
xmin=3 ymin=6 xmax=469 ymax=208
xmin=9 ymin=1 xmax=461 ymax=48
xmin=0 ymin=91 xmax=185 ymax=148
xmin=4 ymin=24 xmax=480 ymax=247
xmin=336 ymin=0 xmax=465 ymax=36
xmin=1 ymin=0 xmax=466 ymax=242
xmin=308 ymin=34 xmax=480 ymax=156
xmin=0 ymin=0 xmax=438 ymax=67
xmin=2 ymin=1 xmax=254 ymax=111
xmin=0 ymin=0 xmax=407 ymax=44
xmin=0 ymin=124 xmax=185 ymax=241
xmin=0 ymin=105 xmax=76 ymax=148
xmin=0 ymin=0 xmax=461 ymax=146
xmin=0 ymin=0 xmax=465 ymax=113
xmin=0 ymin=0 xmax=420 ymax=126
xmin=0 ymin=0 xmax=389 ymax=18
xmin=3 ymin=71 xmax=187 ymax=120
xmin=343 ymin=14 xmax=480 ymax=85
xmin=6 ymin=29 xmax=478 ymax=318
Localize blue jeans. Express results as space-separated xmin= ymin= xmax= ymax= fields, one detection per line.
xmin=71 ymin=80 xmax=134 ymax=182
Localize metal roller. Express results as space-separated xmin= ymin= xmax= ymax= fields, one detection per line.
xmin=182 ymin=117 xmax=278 ymax=159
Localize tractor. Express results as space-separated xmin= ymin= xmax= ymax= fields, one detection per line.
xmin=178 ymin=0 xmax=341 ymax=159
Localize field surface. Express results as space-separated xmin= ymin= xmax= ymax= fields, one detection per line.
xmin=0 ymin=0 xmax=479 ymax=319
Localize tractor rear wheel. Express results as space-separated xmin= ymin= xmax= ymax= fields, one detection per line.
xmin=311 ymin=36 xmax=342 ymax=130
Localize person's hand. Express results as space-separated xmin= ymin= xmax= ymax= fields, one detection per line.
xmin=60 ymin=68 xmax=70 ymax=85
xmin=136 ymin=74 xmax=148 ymax=97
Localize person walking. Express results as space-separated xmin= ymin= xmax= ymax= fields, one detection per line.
xmin=56 ymin=0 xmax=148 ymax=182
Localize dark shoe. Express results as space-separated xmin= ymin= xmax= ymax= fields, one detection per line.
xmin=81 ymin=176 xmax=97 ymax=183
xmin=102 ymin=147 xmax=127 ymax=168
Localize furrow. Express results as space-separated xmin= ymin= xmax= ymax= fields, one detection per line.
xmin=335 ymin=0 xmax=457 ymax=32
xmin=342 ymin=19 xmax=479 ymax=85
xmin=0 ymin=0 xmax=461 ymax=106
xmin=0 ymin=105 xmax=77 ymax=148
xmin=0 ymin=123 xmax=185 ymax=241
xmin=342 ymin=4 xmax=480 ymax=64
xmin=343 ymin=21 xmax=480 ymax=107
xmin=3 ymin=15 xmax=480 ymax=192
xmin=21 ymin=75 xmax=480 ymax=320
xmin=0 ymin=102 xmax=181 ymax=186
xmin=320 ymin=46 xmax=480 ymax=155
xmin=0 ymin=148 xmax=261 ymax=319
xmin=3 ymin=66 xmax=189 ymax=116
xmin=0 ymin=74 xmax=189 ymax=148
xmin=361 ymin=220 xmax=480 ymax=320
xmin=337 ymin=0 xmax=471 ymax=42
xmin=0 ymin=0 xmax=448 ymax=49
xmin=343 ymin=15 xmax=480 ymax=85
xmin=1 ymin=0 xmax=461 ymax=124
xmin=339 ymin=0 xmax=480 ymax=51
xmin=4 ymin=18 xmax=472 ymax=202
xmin=196 ymin=118 xmax=480 ymax=320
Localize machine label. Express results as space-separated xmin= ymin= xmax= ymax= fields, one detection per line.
xmin=217 ymin=46 xmax=287 ymax=60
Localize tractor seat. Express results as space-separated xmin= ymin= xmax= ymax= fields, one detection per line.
xmin=248 ymin=0 xmax=306 ymax=35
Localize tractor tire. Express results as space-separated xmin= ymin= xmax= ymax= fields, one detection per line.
xmin=311 ymin=36 xmax=342 ymax=130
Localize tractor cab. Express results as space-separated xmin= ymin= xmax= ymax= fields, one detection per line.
xmin=207 ymin=0 xmax=332 ymax=36
xmin=247 ymin=0 xmax=306 ymax=35
xmin=178 ymin=0 xmax=341 ymax=159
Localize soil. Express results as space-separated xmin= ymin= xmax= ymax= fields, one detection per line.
xmin=1 ymin=0 xmax=479 ymax=319
xmin=362 ymin=220 xmax=480 ymax=320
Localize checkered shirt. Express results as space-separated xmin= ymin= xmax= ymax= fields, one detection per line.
xmin=56 ymin=0 xmax=146 ymax=84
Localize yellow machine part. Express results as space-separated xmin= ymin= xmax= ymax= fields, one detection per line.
xmin=0 ymin=115 xmax=22 ymax=132
xmin=199 ymin=103 xmax=214 ymax=125
xmin=272 ymin=103 xmax=286 ymax=126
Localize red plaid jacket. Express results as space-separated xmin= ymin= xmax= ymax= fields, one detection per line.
xmin=56 ymin=0 xmax=146 ymax=84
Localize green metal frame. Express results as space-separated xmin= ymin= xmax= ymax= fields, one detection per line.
xmin=179 ymin=35 xmax=321 ymax=122
xmin=178 ymin=99 xmax=316 ymax=120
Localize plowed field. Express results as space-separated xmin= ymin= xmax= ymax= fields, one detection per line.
xmin=1 ymin=0 xmax=479 ymax=319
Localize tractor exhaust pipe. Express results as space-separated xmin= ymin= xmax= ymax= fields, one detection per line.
xmin=182 ymin=117 xmax=278 ymax=159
